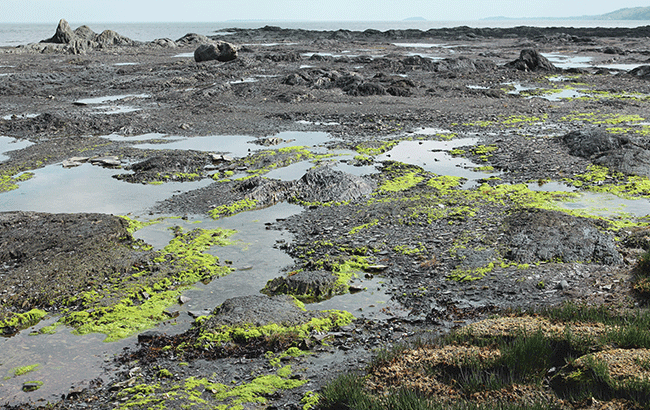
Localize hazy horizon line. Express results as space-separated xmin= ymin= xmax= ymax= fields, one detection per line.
xmin=2 ymin=16 xmax=647 ymax=25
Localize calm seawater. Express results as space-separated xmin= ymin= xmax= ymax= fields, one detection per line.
xmin=0 ymin=20 xmax=648 ymax=47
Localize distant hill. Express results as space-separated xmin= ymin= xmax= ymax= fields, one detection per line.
xmin=596 ymin=6 xmax=650 ymax=20
xmin=484 ymin=6 xmax=650 ymax=21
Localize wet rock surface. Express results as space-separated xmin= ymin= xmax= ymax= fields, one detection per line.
xmin=203 ymin=295 xmax=318 ymax=328
xmin=1 ymin=22 xmax=650 ymax=409
xmin=263 ymin=271 xmax=339 ymax=300
xmin=0 ymin=212 xmax=147 ymax=315
xmin=503 ymin=208 xmax=623 ymax=265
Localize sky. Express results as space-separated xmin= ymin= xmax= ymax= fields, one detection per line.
xmin=1 ymin=0 xmax=647 ymax=23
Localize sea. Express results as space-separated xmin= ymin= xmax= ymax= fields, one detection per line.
xmin=0 ymin=19 xmax=648 ymax=47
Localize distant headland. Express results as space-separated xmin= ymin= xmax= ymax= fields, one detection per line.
xmin=484 ymin=6 xmax=650 ymax=21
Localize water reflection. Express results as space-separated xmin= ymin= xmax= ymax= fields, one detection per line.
xmin=376 ymin=138 xmax=491 ymax=184
xmin=0 ymin=163 xmax=213 ymax=215
xmin=0 ymin=136 xmax=33 ymax=162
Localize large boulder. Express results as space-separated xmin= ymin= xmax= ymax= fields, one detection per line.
xmin=238 ymin=166 xmax=375 ymax=207
xmin=294 ymin=165 xmax=376 ymax=203
xmin=194 ymin=42 xmax=238 ymax=63
xmin=506 ymin=49 xmax=559 ymax=72
xmin=263 ymin=271 xmax=339 ymax=300
xmin=503 ymin=208 xmax=623 ymax=265
xmin=434 ymin=57 xmax=497 ymax=74
xmin=40 ymin=19 xmax=135 ymax=53
xmin=73 ymin=25 xmax=97 ymax=41
xmin=202 ymin=295 xmax=315 ymax=329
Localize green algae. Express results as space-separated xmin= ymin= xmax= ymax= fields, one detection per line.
xmin=118 ymin=215 xmax=167 ymax=235
xmin=21 ymin=380 xmax=43 ymax=391
xmin=301 ymin=390 xmax=320 ymax=410
xmin=473 ymin=165 xmax=495 ymax=172
xmin=332 ymin=257 xmax=369 ymax=291
xmin=58 ymin=228 xmax=236 ymax=342
xmin=353 ymin=154 xmax=373 ymax=165
xmin=197 ymin=309 xmax=354 ymax=347
xmin=566 ymin=165 xmax=650 ymax=200
xmin=234 ymin=146 xmax=334 ymax=179
xmin=448 ymin=262 xmax=496 ymax=282
xmin=157 ymin=368 xmax=173 ymax=378
xmin=7 ymin=364 xmax=40 ymax=378
xmin=348 ymin=219 xmax=379 ymax=235
xmin=560 ymin=112 xmax=645 ymax=126
xmin=462 ymin=114 xmax=548 ymax=128
xmin=209 ymin=198 xmax=259 ymax=219
xmin=379 ymin=171 xmax=424 ymax=193
xmin=394 ymin=243 xmax=426 ymax=256
xmin=266 ymin=347 xmax=310 ymax=367
xmin=354 ymin=139 xmax=400 ymax=156
xmin=0 ymin=169 xmax=34 ymax=192
xmin=153 ymin=227 xmax=235 ymax=282
xmin=64 ymin=291 xmax=184 ymax=342
xmin=0 ymin=309 xmax=47 ymax=332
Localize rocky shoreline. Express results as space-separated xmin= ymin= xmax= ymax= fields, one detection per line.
xmin=1 ymin=20 xmax=650 ymax=409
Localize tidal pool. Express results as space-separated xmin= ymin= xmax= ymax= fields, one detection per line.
xmin=542 ymin=53 xmax=593 ymax=69
xmin=0 ymin=136 xmax=34 ymax=162
xmin=376 ymin=138 xmax=491 ymax=185
xmin=74 ymin=93 xmax=150 ymax=105
xmin=134 ymin=131 xmax=333 ymax=158
xmin=0 ymin=163 xmax=213 ymax=215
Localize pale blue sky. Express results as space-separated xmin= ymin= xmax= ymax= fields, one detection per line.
xmin=1 ymin=0 xmax=646 ymax=23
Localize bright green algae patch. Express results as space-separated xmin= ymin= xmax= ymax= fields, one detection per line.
xmin=215 ymin=146 xmax=335 ymax=182
xmin=196 ymin=310 xmax=354 ymax=346
xmin=566 ymin=164 xmax=650 ymax=199
xmin=0 ymin=169 xmax=34 ymax=192
xmin=116 ymin=366 xmax=307 ymax=410
xmin=61 ymin=227 xmax=236 ymax=342
xmin=0 ymin=309 xmax=46 ymax=332
xmin=153 ymin=227 xmax=235 ymax=282
xmin=5 ymin=364 xmax=40 ymax=379
xmin=209 ymin=198 xmax=259 ymax=219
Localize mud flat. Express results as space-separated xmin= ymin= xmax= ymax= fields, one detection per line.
xmin=1 ymin=21 xmax=650 ymax=409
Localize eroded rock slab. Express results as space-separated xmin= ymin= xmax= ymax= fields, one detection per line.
xmin=202 ymin=295 xmax=317 ymax=329
xmin=263 ymin=270 xmax=339 ymax=300
xmin=503 ymin=208 xmax=623 ymax=265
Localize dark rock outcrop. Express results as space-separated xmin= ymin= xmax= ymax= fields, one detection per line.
xmin=628 ymin=65 xmax=650 ymax=78
xmin=175 ymin=33 xmax=210 ymax=46
xmin=194 ymin=42 xmax=238 ymax=63
xmin=561 ymin=128 xmax=650 ymax=177
xmin=42 ymin=19 xmax=75 ymax=44
xmin=263 ymin=271 xmax=339 ymax=300
xmin=239 ymin=166 xmax=375 ymax=207
xmin=562 ymin=128 xmax=628 ymax=158
xmin=506 ymin=49 xmax=560 ymax=72
xmin=503 ymin=209 xmax=623 ymax=265
xmin=40 ymin=19 xmax=135 ymax=53
xmin=202 ymin=295 xmax=317 ymax=329
xmin=294 ymin=165 xmax=376 ymax=203
xmin=594 ymin=147 xmax=650 ymax=178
